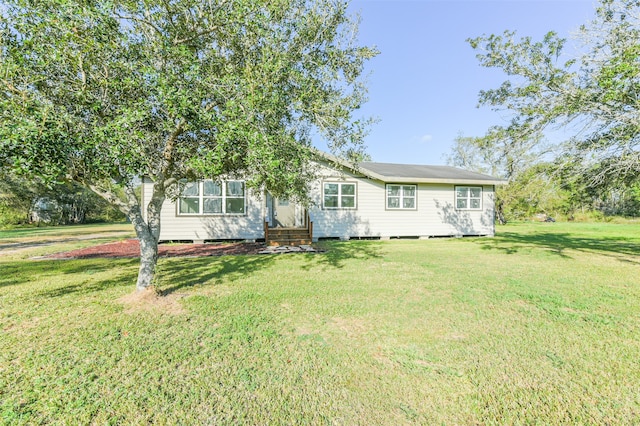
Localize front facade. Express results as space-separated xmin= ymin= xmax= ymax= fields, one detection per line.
xmin=142 ymin=157 xmax=504 ymax=242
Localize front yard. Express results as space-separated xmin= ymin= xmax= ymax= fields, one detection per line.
xmin=1 ymin=222 xmax=639 ymax=424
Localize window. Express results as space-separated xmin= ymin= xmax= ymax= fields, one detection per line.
xmin=387 ymin=184 xmax=416 ymax=209
xmin=225 ymin=181 xmax=245 ymax=214
xmin=323 ymin=182 xmax=356 ymax=209
xmin=179 ymin=180 xmax=245 ymax=215
xmin=179 ymin=181 xmax=201 ymax=214
xmin=455 ymin=186 xmax=482 ymax=210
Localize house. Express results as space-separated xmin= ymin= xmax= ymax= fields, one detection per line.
xmin=141 ymin=153 xmax=505 ymax=245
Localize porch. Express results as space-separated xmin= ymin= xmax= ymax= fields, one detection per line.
xmin=264 ymin=194 xmax=313 ymax=246
xmin=264 ymin=212 xmax=313 ymax=246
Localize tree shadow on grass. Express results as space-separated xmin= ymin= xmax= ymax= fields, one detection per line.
xmin=5 ymin=241 xmax=383 ymax=298
xmin=478 ymin=231 xmax=640 ymax=264
xmin=39 ymin=259 xmax=138 ymax=297
xmin=157 ymin=241 xmax=384 ymax=295
xmin=301 ymin=240 xmax=384 ymax=270
xmin=0 ymin=258 xmax=139 ymax=291
xmin=18 ymin=255 xmax=272 ymax=298
xmin=40 ymin=271 xmax=139 ymax=298
xmin=157 ymin=254 xmax=278 ymax=295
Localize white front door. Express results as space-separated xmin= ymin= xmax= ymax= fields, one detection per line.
xmin=273 ymin=198 xmax=297 ymax=228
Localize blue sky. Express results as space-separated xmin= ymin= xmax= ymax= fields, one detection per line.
xmin=333 ymin=0 xmax=597 ymax=165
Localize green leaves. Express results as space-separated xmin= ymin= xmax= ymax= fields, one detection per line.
xmin=469 ymin=0 xmax=640 ymax=187
xmin=2 ymin=0 xmax=375 ymax=193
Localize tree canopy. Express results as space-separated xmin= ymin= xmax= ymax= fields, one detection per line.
xmin=468 ymin=0 xmax=640 ymax=186
xmin=446 ymin=129 xmax=543 ymax=223
xmin=0 ymin=0 xmax=377 ymax=290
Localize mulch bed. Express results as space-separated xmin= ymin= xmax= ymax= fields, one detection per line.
xmin=45 ymin=239 xmax=266 ymax=259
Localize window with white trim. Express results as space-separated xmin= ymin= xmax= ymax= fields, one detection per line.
xmin=455 ymin=186 xmax=482 ymax=210
xmin=179 ymin=180 xmax=245 ymax=215
xmin=386 ymin=184 xmax=416 ymax=209
xmin=323 ymin=182 xmax=356 ymax=209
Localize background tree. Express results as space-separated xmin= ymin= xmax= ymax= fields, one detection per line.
xmin=0 ymin=171 xmax=124 ymax=226
xmin=0 ymin=0 xmax=377 ymax=290
xmin=468 ymin=0 xmax=640 ymax=193
xmin=0 ymin=172 xmax=39 ymax=226
xmin=446 ymin=127 xmax=542 ymax=223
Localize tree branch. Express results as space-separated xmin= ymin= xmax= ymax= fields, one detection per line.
xmin=115 ymin=13 xmax=165 ymax=39
xmin=86 ymin=182 xmax=130 ymax=214
xmin=172 ymin=26 xmax=219 ymax=45
xmin=160 ymin=119 xmax=186 ymax=179
xmin=1 ymin=79 xmax=28 ymax=102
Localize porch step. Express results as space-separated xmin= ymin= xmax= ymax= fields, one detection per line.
xmin=268 ymin=239 xmax=312 ymax=247
xmin=266 ymin=228 xmax=312 ymax=246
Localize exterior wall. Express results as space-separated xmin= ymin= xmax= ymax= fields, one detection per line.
xmin=308 ymin=164 xmax=495 ymax=239
xmin=142 ymin=165 xmax=496 ymax=242
xmin=142 ymin=178 xmax=265 ymax=242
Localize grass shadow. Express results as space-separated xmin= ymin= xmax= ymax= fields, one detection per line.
xmin=157 ymin=254 xmax=277 ymax=295
xmin=40 ymin=271 xmax=138 ymax=298
xmin=157 ymin=241 xmax=385 ymax=294
xmin=302 ymin=240 xmax=384 ymax=270
xmin=0 ymin=258 xmax=139 ymax=290
xmin=479 ymin=231 xmax=640 ymax=264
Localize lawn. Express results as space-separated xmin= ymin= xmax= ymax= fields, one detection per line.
xmin=1 ymin=222 xmax=639 ymax=424
xmin=0 ymin=222 xmax=134 ymax=242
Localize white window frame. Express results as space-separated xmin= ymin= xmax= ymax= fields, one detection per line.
xmin=455 ymin=186 xmax=482 ymax=210
xmin=386 ymin=184 xmax=417 ymax=210
xmin=322 ymin=181 xmax=357 ymax=209
xmin=178 ymin=180 xmax=246 ymax=216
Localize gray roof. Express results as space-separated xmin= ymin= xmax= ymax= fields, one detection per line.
xmin=357 ymin=161 xmax=505 ymax=185
xmin=313 ymin=151 xmax=505 ymax=185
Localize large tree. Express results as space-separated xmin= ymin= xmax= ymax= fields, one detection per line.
xmin=468 ymin=0 xmax=640 ymax=187
xmin=0 ymin=0 xmax=377 ymax=290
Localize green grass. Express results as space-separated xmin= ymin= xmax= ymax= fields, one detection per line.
xmin=1 ymin=222 xmax=639 ymax=424
xmin=0 ymin=222 xmax=133 ymax=242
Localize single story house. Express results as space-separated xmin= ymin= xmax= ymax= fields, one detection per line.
xmin=142 ymin=153 xmax=505 ymax=244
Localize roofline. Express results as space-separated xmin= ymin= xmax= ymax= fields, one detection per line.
xmin=313 ymin=150 xmax=507 ymax=185
xmin=379 ymin=176 xmax=507 ymax=185
xmin=311 ymin=149 xmax=358 ymax=171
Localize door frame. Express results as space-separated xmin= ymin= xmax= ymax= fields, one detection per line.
xmin=266 ymin=193 xmax=305 ymax=228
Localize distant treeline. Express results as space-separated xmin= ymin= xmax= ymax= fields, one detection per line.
xmin=0 ymin=173 xmax=125 ymax=227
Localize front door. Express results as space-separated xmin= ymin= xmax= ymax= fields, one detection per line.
xmin=273 ymin=198 xmax=296 ymax=227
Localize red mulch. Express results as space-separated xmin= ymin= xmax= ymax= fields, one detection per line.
xmin=45 ymin=239 xmax=266 ymax=259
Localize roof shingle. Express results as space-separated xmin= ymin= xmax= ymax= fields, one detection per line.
xmin=358 ymin=161 xmax=505 ymax=185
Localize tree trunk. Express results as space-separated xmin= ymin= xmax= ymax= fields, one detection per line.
xmin=128 ymin=210 xmax=161 ymax=291
xmin=87 ymin=178 xmax=167 ymax=291
xmin=136 ymin=226 xmax=159 ymax=291
xmin=496 ymin=199 xmax=507 ymax=225
xmin=129 ymin=183 xmax=165 ymax=291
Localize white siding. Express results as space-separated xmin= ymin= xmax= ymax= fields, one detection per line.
xmin=308 ymin=165 xmax=495 ymax=239
xmin=142 ymin=164 xmax=496 ymax=242
xmin=142 ymin=178 xmax=265 ymax=242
